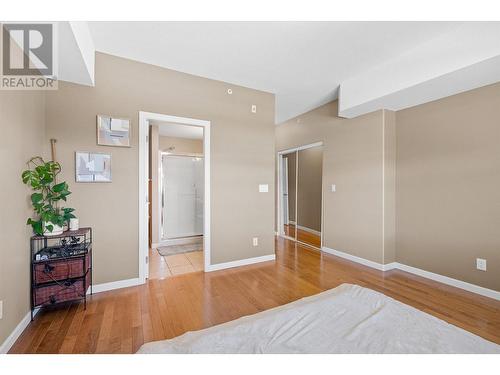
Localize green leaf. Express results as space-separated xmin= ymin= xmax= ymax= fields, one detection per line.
xmin=31 ymin=192 xmax=43 ymax=204
xmin=23 ymin=157 xmax=75 ymax=234
xmin=32 ymin=220 xmax=43 ymax=235
xmin=52 ymin=182 xmax=67 ymax=192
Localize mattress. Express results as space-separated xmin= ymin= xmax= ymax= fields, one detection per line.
xmin=137 ymin=283 xmax=500 ymax=354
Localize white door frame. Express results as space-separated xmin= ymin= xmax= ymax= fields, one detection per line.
xmin=276 ymin=141 xmax=324 ymax=247
xmin=138 ymin=111 xmax=211 ymax=284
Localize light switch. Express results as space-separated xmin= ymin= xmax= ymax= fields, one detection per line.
xmin=476 ymin=258 xmax=487 ymax=271
xmin=259 ymin=184 xmax=269 ymax=193
xmin=331 ymin=184 xmax=336 ymax=192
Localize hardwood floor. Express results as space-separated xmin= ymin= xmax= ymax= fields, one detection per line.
xmin=9 ymin=236 xmax=500 ymax=353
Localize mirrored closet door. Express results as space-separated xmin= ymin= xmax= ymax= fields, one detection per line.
xmin=281 ymin=151 xmax=297 ymax=240
xmin=279 ymin=143 xmax=323 ymax=249
xmin=296 ymin=145 xmax=323 ymax=248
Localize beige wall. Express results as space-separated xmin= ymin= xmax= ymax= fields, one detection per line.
xmin=45 ymin=52 xmax=275 ymax=284
xmin=297 ymin=146 xmax=323 ymax=232
xmin=276 ymin=102 xmax=395 ymax=264
xmin=384 ymin=110 xmax=397 ymax=263
xmin=159 ymin=136 xmax=203 ymax=154
xmin=0 ymin=91 xmax=46 ymax=346
xmin=396 ymin=82 xmax=500 ymax=291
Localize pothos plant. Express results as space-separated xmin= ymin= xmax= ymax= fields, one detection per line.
xmin=21 ymin=157 xmax=76 ymax=235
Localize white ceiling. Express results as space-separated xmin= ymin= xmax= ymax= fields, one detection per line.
xmin=57 ymin=22 xmax=500 ymax=123
xmin=87 ymin=22 xmax=464 ymax=123
xmin=152 ymin=121 xmax=204 ymax=139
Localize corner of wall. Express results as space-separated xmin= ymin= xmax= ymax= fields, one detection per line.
xmin=383 ymin=110 xmax=396 ymax=264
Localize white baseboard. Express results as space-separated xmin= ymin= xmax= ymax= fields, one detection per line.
xmin=153 ymin=236 xmax=203 ymax=248
xmin=321 ymin=246 xmax=499 ymax=301
xmin=88 ymin=277 xmax=141 ymax=294
xmin=394 ymin=263 xmax=500 ymax=301
xmin=321 ymin=246 xmax=394 ymax=271
xmin=296 ymin=225 xmax=321 ymax=236
xmin=0 ymin=308 xmax=39 ymax=354
xmin=206 ymin=254 xmax=276 ymax=272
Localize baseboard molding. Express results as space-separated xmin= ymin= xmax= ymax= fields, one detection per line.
xmin=153 ymin=236 xmax=203 ymax=248
xmin=321 ymin=246 xmax=394 ymax=271
xmin=88 ymin=277 xmax=141 ymax=294
xmin=321 ymin=246 xmax=499 ymax=301
xmin=395 ymin=263 xmax=500 ymax=301
xmin=0 ymin=308 xmax=39 ymax=354
xmin=206 ymin=254 xmax=276 ymax=272
xmin=296 ymin=225 xmax=321 ymax=236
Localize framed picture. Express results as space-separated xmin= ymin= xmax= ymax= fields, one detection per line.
xmin=75 ymin=151 xmax=112 ymax=183
xmin=97 ymin=115 xmax=131 ymax=147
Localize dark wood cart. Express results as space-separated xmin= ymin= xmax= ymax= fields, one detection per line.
xmin=30 ymin=227 xmax=93 ymax=320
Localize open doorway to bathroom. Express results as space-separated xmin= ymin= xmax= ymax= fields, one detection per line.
xmin=148 ymin=120 xmax=206 ymax=279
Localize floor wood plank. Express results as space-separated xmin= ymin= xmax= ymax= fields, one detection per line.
xmin=9 ymin=236 xmax=500 ymax=353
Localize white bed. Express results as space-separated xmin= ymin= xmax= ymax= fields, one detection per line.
xmin=137 ymin=284 xmax=500 ymax=354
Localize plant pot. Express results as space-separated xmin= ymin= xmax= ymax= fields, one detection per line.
xmin=43 ymin=221 xmax=64 ymax=236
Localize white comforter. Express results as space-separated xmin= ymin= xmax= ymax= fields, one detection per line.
xmin=137 ymin=284 xmax=500 ymax=354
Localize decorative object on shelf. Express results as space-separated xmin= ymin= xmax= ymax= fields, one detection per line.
xmin=75 ymin=151 xmax=112 ymax=182
xmin=69 ymin=217 xmax=79 ymax=231
xmin=30 ymin=227 xmax=93 ymax=319
xmin=21 ymin=157 xmax=76 ymax=236
xmin=97 ymin=115 xmax=131 ymax=147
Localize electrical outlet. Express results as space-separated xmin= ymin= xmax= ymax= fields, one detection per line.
xmin=0 ymin=300 xmax=3 ymax=319
xmin=252 ymin=237 xmax=259 ymax=246
xmin=331 ymin=184 xmax=336 ymax=192
xmin=251 ymin=105 xmax=257 ymax=113
xmin=476 ymin=258 xmax=487 ymax=271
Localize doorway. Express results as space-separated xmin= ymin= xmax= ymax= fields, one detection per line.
xmin=139 ymin=112 xmax=211 ymax=283
xmin=277 ymin=142 xmax=323 ymax=249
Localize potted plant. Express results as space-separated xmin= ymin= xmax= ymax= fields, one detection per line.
xmin=21 ymin=157 xmax=76 ymax=236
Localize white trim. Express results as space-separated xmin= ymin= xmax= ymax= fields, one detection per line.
xmin=205 ymin=254 xmax=276 ymax=272
xmin=89 ymin=278 xmax=140 ymax=294
xmin=394 ymin=263 xmax=500 ymax=301
xmin=321 ymin=246 xmax=499 ymax=301
xmin=0 ymin=309 xmax=39 ymax=354
xmin=321 ymin=246 xmax=392 ymax=271
xmin=154 ymin=236 xmax=202 ymax=248
xmin=296 ymin=225 xmax=321 ymax=236
xmin=139 ymin=112 xmax=211 ymax=284
xmin=277 ymin=141 xmax=323 ymax=154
